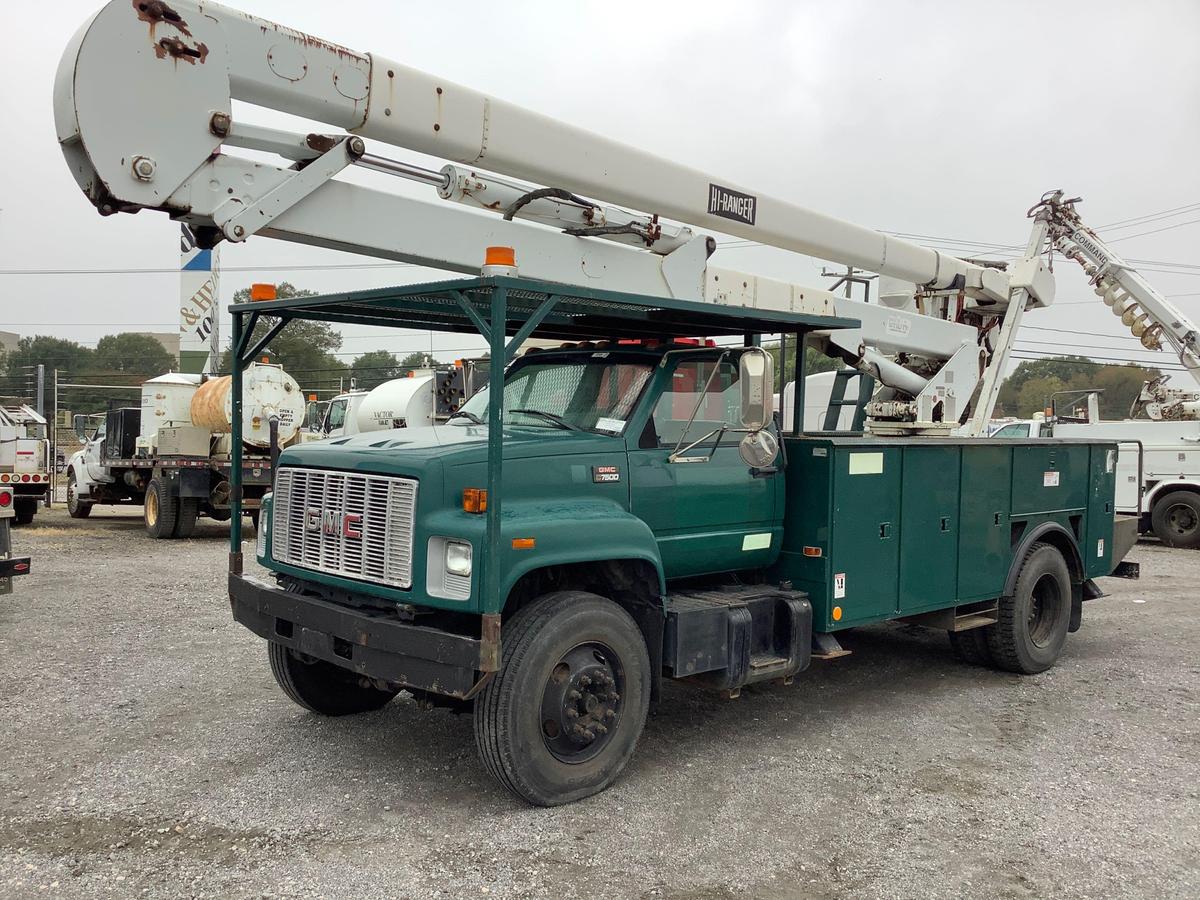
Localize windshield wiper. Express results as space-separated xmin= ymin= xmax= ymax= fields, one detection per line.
xmin=509 ymin=408 xmax=581 ymax=431
xmin=447 ymin=409 xmax=484 ymax=425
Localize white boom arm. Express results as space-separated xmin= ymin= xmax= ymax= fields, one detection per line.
xmin=55 ymin=0 xmax=1054 ymax=430
xmin=1036 ymin=191 xmax=1200 ymax=419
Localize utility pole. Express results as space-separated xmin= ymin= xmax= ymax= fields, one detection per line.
xmin=35 ymin=364 xmax=45 ymax=417
xmin=820 ymin=265 xmax=878 ymax=303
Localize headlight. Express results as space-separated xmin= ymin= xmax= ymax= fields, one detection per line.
xmin=256 ymin=494 xmax=270 ymax=559
xmin=445 ymin=541 xmax=472 ymax=577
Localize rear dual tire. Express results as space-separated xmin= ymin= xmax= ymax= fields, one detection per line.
xmin=12 ymin=499 xmax=37 ymax=526
xmin=949 ymin=541 xmax=1073 ymax=675
xmin=144 ymin=478 xmax=199 ymax=539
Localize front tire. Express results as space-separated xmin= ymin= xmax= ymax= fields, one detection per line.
xmin=474 ymin=591 xmax=651 ymax=806
xmin=1151 ymin=490 xmax=1200 ymax=549
xmin=144 ymin=477 xmax=179 ymax=539
xmin=987 ymin=542 xmax=1072 ymax=674
xmin=66 ymin=472 xmax=92 ymax=519
xmin=267 ymin=642 xmax=399 ymax=716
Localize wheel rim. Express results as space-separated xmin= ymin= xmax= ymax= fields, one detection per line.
xmin=1166 ymin=502 xmax=1198 ymax=537
xmin=1027 ymin=572 xmax=1065 ymax=648
xmin=539 ymin=641 xmax=624 ymax=764
xmin=67 ymin=477 xmax=77 ymax=512
xmin=145 ymin=489 xmax=159 ymax=527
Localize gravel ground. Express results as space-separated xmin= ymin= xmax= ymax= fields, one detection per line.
xmin=0 ymin=507 xmax=1196 ymax=899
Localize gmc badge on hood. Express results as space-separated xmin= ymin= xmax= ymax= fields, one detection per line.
xmin=592 ymin=465 xmax=620 ymax=483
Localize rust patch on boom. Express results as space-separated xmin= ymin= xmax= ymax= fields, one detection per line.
xmin=154 ymin=36 xmax=209 ymax=65
xmin=132 ymin=0 xmax=192 ymax=37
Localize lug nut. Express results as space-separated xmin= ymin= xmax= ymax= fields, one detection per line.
xmin=567 ymin=689 xmax=581 ymax=701
xmin=565 ymin=708 xmax=578 ymax=719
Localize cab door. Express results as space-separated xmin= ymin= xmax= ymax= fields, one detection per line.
xmin=628 ymin=354 xmax=781 ymax=578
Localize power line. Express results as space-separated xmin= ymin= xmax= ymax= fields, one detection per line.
xmin=0 ymin=262 xmax=417 ymax=276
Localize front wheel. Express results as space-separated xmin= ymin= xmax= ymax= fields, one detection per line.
xmin=66 ymin=472 xmax=92 ymax=519
xmin=987 ymin=542 xmax=1072 ymax=674
xmin=267 ymin=642 xmax=399 ymax=715
xmin=1150 ymin=491 xmax=1200 ymax=549
xmin=474 ymin=591 xmax=651 ymax=806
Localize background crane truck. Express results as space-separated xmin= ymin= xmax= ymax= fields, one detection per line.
xmin=0 ymin=405 xmax=52 ymax=525
xmin=982 ymin=192 xmax=1200 ymax=548
xmin=316 ymin=359 xmax=489 ymax=439
xmin=67 ymin=363 xmax=304 ymax=538
xmin=57 ymin=0 xmax=1138 ymax=805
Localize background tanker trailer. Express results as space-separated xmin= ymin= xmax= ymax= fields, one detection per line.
xmin=67 ymin=363 xmax=303 ymax=538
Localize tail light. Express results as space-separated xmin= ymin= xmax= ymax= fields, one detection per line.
xmin=21 ymin=474 xmax=30 ymax=483
xmin=0 ymin=491 xmax=12 ymax=507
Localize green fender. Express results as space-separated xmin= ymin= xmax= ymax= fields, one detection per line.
xmin=493 ymin=498 xmax=665 ymax=613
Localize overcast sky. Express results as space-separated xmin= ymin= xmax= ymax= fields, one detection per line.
xmin=4 ymin=0 xmax=1199 ymax=377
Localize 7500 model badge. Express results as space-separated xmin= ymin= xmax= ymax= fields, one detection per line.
xmin=592 ymin=465 xmax=621 ymax=483
xmin=304 ymin=507 xmax=363 ymax=538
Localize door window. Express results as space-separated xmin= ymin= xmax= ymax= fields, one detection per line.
xmin=651 ymin=358 xmax=742 ymax=448
xmin=324 ymin=399 xmax=347 ymax=433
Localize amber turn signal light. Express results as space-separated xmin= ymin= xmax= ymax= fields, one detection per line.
xmin=463 ymin=488 xmax=488 ymax=514
xmin=250 ymin=283 xmax=277 ymax=301
xmin=511 ymin=538 xmax=536 ymax=550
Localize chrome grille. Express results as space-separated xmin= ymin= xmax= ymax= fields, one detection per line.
xmin=272 ymin=467 xmax=418 ymax=589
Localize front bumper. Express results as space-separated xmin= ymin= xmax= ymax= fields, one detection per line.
xmin=229 ymin=574 xmax=498 ymax=698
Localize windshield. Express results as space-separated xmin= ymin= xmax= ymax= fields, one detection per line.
xmin=992 ymin=422 xmax=1031 ymax=438
xmin=455 ymin=356 xmax=653 ymax=434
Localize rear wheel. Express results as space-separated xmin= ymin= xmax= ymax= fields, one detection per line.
xmin=987 ymin=542 xmax=1072 ymax=674
xmin=66 ymin=472 xmax=92 ymax=519
xmin=474 ymin=591 xmax=651 ymax=806
xmin=267 ymin=642 xmax=399 ymax=716
xmin=144 ymin=477 xmax=179 ymax=540
xmin=1151 ymin=491 xmax=1200 ymax=549
xmin=174 ymin=497 xmax=200 ymax=538
xmin=13 ymin=499 xmax=36 ymax=526
xmin=948 ymin=628 xmax=992 ymax=666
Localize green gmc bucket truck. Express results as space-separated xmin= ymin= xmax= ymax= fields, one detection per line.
xmin=57 ymin=1 xmax=1139 ymax=805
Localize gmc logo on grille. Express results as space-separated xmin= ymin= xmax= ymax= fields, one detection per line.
xmin=304 ymin=508 xmax=363 ymax=539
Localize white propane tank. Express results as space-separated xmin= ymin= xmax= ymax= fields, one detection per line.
xmin=140 ymin=372 xmax=203 ymax=444
xmin=355 ymin=374 xmax=437 ymax=432
xmin=190 ymin=363 xmax=304 ymax=448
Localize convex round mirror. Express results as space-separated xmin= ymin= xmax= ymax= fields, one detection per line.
xmin=739 ymin=429 xmax=779 ymax=468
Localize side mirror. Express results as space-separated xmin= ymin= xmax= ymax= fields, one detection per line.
xmin=73 ymin=414 xmax=91 ymax=444
xmin=738 ymin=348 xmax=774 ymax=432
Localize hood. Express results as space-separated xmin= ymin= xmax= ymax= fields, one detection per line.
xmin=277 ymin=423 xmax=624 ymax=477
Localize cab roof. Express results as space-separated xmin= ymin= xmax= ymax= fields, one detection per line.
xmin=230 ymin=275 xmax=859 ymax=343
